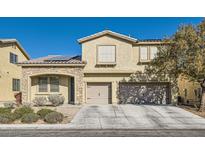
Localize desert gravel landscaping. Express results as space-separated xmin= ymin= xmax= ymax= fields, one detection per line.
xmin=0 ymin=105 xmax=81 ymax=124
xmin=179 ymin=105 xmax=205 ymax=118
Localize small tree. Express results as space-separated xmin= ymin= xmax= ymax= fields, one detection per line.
xmin=143 ymin=19 xmax=205 ymax=111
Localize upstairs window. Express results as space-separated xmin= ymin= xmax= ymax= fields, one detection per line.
xmin=150 ymin=46 xmax=158 ymax=59
xmin=140 ymin=47 xmax=148 ymax=61
xmin=140 ymin=46 xmax=158 ymax=62
xmin=10 ymin=52 xmax=18 ymax=64
xmin=97 ymin=45 xmax=116 ymax=63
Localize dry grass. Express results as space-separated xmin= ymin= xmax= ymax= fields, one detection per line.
xmin=179 ymin=105 xmax=205 ymax=118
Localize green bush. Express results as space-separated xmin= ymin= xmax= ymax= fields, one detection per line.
xmin=3 ymin=102 xmax=15 ymax=109
xmin=0 ymin=113 xmax=16 ymax=124
xmin=13 ymin=106 xmax=34 ymax=119
xmin=33 ymin=97 xmax=47 ymax=106
xmin=44 ymin=112 xmax=64 ymax=124
xmin=0 ymin=107 xmax=12 ymax=114
xmin=37 ymin=108 xmax=54 ymax=119
xmin=21 ymin=113 xmax=39 ymax=123
xmin=48 ymin=94 xmax=65 ymax=106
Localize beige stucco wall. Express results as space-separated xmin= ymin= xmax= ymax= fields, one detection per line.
xmin=82 ymin=35 xmax=145 ymax=72
xmin=81 ymin=35 xmax=155 ymax=104
xmin=0 ymin=43 xmax=28 ymax=103
xmin=30 ymin=75 xmax=71 ymax=104
xmin=21 ymin=66 xmax=84 ymax=104
xmin=83 ymin=73 xmax=131 ymax=104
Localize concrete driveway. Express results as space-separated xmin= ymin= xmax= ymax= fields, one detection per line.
xmin=67 ymin=104 xmax=205 ymax=129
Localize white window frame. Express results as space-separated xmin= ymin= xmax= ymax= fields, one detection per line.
xmin=150 ymin=46 xmax=158 ymax=60
xmin=97 ymin=45 xmax=116 ymax=64
xmin=139 ymin=46 xmax=158 ymax=62
xmin=139 ymin=46 xmax=149 ymax=61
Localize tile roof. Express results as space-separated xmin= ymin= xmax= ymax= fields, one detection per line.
xmin=18 ymin=55 xmax=84 ymax=65
xmin=139 ymin=39 xmax=162 ymax=42
xmin=78 ymin=30 xmax=164 ymax=45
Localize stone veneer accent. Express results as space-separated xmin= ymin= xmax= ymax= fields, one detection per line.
xmin=21 ymin=66 xmax=84 ymax=104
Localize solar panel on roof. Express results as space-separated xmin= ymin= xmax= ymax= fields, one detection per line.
xmin=45 ymin=56 xmax=72 ymax=61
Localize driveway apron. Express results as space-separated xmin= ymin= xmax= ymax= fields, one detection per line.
xmin=67 ymin=104 xmax=205 ymax=129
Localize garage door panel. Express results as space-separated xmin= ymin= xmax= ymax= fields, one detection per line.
xmin=119 ymin=82 xmax=170 ymax=105
xmin=87 ymin=98 xmax=111 ymax=104
xmin=87 ymin=83 xmax=111 ymax=104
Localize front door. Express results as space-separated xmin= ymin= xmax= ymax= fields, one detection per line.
xmin=87 ymin=83 xmax=111 ymax=104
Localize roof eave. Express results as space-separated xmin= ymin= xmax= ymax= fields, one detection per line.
xmin=18 ymin=63 xmax=85 ymax=67
xmin=134 ymin=41 xmax=169 ymax=45
xmin=15 ymin=41 xmax=30 ymax=60
xmin=78 ymin=30 xmax=138 ymax=44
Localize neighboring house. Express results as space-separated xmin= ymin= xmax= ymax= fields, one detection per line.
xmin=18 ymin=30 xmax=200 ymax=105
xmin=178 ymin=76 xmax=201 ymax=103
xmin=0 ymin=39 xmax=30 ymax=103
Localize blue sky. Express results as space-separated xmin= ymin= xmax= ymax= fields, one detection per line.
xmin=0 ymin=17 xmax=203 ymax=59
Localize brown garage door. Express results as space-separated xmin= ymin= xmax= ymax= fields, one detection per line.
xmin=119 ymin=82 xmax=171 ymax=105
xmin=87 ymin=83 xmax=111 ymax=104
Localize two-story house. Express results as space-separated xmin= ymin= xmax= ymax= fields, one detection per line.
xmin=79 ymin=30 xmax=169 ymax=104
xmin=0 ymin=39 xmax=30 ymax=104
xmin=19 ymin=30 xmax=200 ymax=105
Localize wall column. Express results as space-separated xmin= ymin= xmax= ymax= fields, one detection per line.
xmin=112 ymin=81 xmax=118 ymax=104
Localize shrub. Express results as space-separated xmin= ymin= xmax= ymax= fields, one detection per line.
xmin=48 ymin=95 xmax=64 ymax=106
xmin=13 ymin=106 xmax=34 ymax=119
xmin=21 ymin=113 xmax=39 ymax=123
xmin=3 ymin=102 xmax=15 ymax=108
xmin=0 ymin=107 xmax=12 ymax=114
xmin=22 ymin=103 xmax=32 ymax=108
xmin=33 ymin=97 xmax=47 ymax=106
xmin=37 ymin=108 xmax=54 ymax=119
xmin=44 ymin=112 xmax=64 ymax=124
xmin=0 ymin=113 xmax=16 ymax=124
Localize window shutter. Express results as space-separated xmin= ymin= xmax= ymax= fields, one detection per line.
xmin=140 ymin=47 xmax=148 ymax=60
xmin=150 ymin=46 xmax=158 ymax=59
xmin=10 ymin=53 xmax=13 ymax=63
xmin=98 ymin=46 xmax=115 ymax=63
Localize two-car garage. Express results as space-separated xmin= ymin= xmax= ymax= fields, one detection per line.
xmin=119 ymin=82 xmax=171 ymax=105
xmin=86 ymin=82 xmax=171 ymax=105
